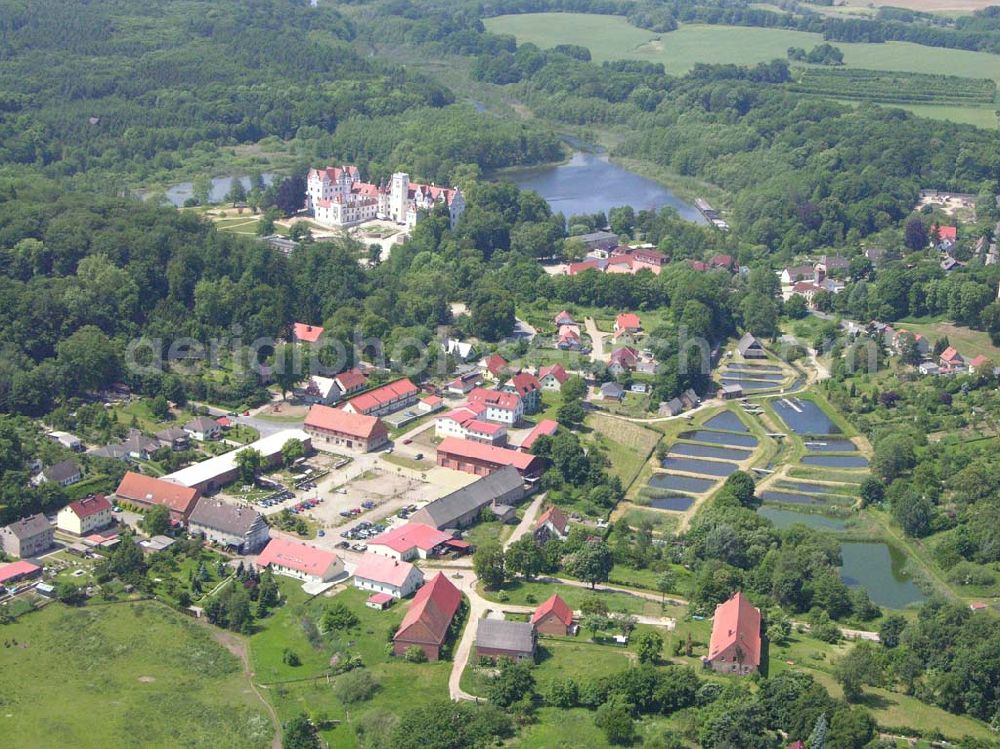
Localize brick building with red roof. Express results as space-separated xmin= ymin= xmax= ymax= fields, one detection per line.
xmin=367 ymin=522 xmax=453 ymax=561
xmin=292 ymin=323 xmax=324 ymax=343
xmin=114 ymin=472 xmax=200 ymax=524
xmin=532 ymin=594 xmax=574 ymax=636
xmin=520 ymin=419 xmax=558 ymax=453
xmin=436 ymin=437 xmax=543 ymax=479
xmin=705 ymin=591 xmax=762 ymax=675
xmin=392 ymin=572 xmax=462 ymax=660
xmin=304 ymin=403 xmax=388 ymax=453
xmin=340 ymin=378 xmax=419 ymax=417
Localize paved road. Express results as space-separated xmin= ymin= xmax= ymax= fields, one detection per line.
xmin=584 ymin=317 xmax=609 ymax=363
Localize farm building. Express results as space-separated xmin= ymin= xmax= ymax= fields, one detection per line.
xmin=367 ymin=523 xmax=453 ymax=561
xmin=436 ymin=437 xmax=544 ymax=480
xmin=392 ymin=572 xmax=462 ymax=661
xmin=532 ymin=594 xmax=574 ymax=636
xmin=704 ymin=591 xmax=762 ymax=675
xmin=304 ymin=404 xmax=389 ymax=453
xmin=408 ymin=467 xmax=526 ymax=530
xmin=255 ymin=538 xmax=344 ymax=584
xmin=352 ymin=553 xmax=424 ymax=599
xmin=188 ymin=499 xmax=270 ymax=553
xmin=476 ymin=619 xmax=536 ymax=663
xmin=114 ymin=472 xmax=201 ymax=523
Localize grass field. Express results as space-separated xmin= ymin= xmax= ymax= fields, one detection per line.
xmin=893 ymin=315 xmax=1000 ymax=359
xmin=587 ymin=412 xmax=662 ymax=489
xmin=0 ymin=601 xmax=272 ymax=749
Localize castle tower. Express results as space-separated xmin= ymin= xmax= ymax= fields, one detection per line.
xmin=391 ymin=172 xmax=410 ymax=224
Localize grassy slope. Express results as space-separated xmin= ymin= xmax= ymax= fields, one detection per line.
xmin=892 ymin=315 xmax=1000 ymax=360
xmin=0 ymin=601 xmax=271 ymax=749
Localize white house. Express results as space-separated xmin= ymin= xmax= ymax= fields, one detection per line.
xmin=184 ymin=416 xmax=221 ymax=442
xmin=32 ymin=460 xmax=82 ymax=488
xmin=467 ymin=388 xmax=523 ymax=426
xmin=352 ymin=553 xmax=424 ymax=599
xmin=255 ymin=538 xmax=344 ymax=584
xmin=57 ymin=495 xmax=113 ymax=536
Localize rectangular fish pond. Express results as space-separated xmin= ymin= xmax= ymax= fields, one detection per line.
xmin=679 ymin=430 xmax=758 ymax=448
xmin=801 ymin=455 xmax=869 ymax=468
xmin=702 ymin=411 xmax=749 ymax=432
xmin=758 ymin=507 xmax=848 ymax=531
xmin=647 ymin=496 xmax=695 ymax=512
xmin=773 ymin=398 xmax=842 ymax=435
xmin=760 ymin=490 xmax=824 ymax=506
xmin=720 ymin=370 xmax=786 ymax=382
xmin=661 ymin=457 xmax=740 ymax=477
xmin=670 ymin=443 xmax=752 ymax=462
xmin=802 ymin=440 xmax=858 ymax=452
xmin=648 ymin=473 xmax=717 ymax=493
xmin=839 ymin=542 xmax=926 ymax=609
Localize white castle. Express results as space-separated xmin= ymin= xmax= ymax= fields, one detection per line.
xmin=305 ymin=165 xmax=465 ymax=230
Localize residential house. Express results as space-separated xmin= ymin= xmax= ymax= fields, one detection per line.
xmin=418 ymin=395 xmax=443 ymax=413
xmin=720 ymin=383 xmax=744 ymax=400
xmin=709 ymin=254 xmax=736 ymax=272
xmin=939 ymin=347 xmax=964 ymax=369
xmin=608 ymin=346 xmax=639 ymax=375
xmin=704 ymin=591 xmax=762 ymax=675
xmin=476 ymin=619 xmax=536 ymax=663
xmin=443 ymin=338 xmax=476 ymax=362
xmin=463 ymin=419 xmax=508 ymax=446
xmin=447 ymin=371 xmax=482 ymax=397
xmin=334 ymin=369 xmax=368 ymax=397
xmin=480 ymin=354 xmax=509 ymax=381
xmin=658 ymin=398 xmax=684 ymax=416
xmin=114 ymin=472 xmax=201 ymax=524
xmin=537 ymin=364 xmax=568 ymax=392
xmin=409 ymin=467 xmax=526 ymax=530
xmin=574 ymin=230 xmax=619 ymax=252
xmin=255 ymin=538 xmax=344 ymax=584
xmin=156 ymin=426 xmax=190 ymax=451
xmin=557 ymin=324 xmax=582 ymax=350
xmin=736 ymin=333 xmax=767 ymax=360
xmin=436 ymin=437 xmax=544 ymax=480
xmin=519 ymin=419 xmax=558 ymax=453
xmin=502 ymin=372 xmax=542 ymax=414
xmin=0 ymin=514 xmax=54 ymax=558
xmin=188 ymin=498 xmax=270 ymax=553
xmin=554 ymin=310 xmax=576 ymax=326
xmin=353 ymin=553 xmax=424 ymax=599
xmin=680 ymin=389 xmax=700 ymax=410
xmin=368 ymin=523 xmax=453 ymax=561
xmin=87 ymin=443 xmax=130 ymax=461
xmin=567 ymin=259 xmax=605 ymax=276
xmin=968 ymin=354 xmax=992 ymax=373
xmin=32 ymin=460 xmax=82 ymax=488
xmin=534 ymin=505 xmax=569 ymax=543
xmin=630 ymin=382 xmax=648 ymax=393
xmin=600 ymin=382 xmax=625 ymax=401
xmin=438 ymin=403 xmax=487 ymax=439
xmin=57 ymin=495 xmax=113 ymax=536
xmin=532 ymin=594 xmax=574 ymax=636
xmin=184 ymin=417 xmax=221 ymax=442
xmin=122 ymin=429 xmax=161 ymax=460
xmin=304 ymin=404 xmax=389 ymax=453
xmin=918 ymin=361 xmax=940 ymax=376
xmin=0 ymin=560 xmax=43 ymax=588
xmin=779 ymin=265 xmax=815 ymax=285
xmin=467 ymin=388 xmax=524 ymax=425
xmin=341 ymin=378 xmax=419 ymax=417
xmin=941 ymin=256 xmax=960 ymax=273
xmin=47 ymin=431 xmax=83 ymax=452
xmin=816 ymin=255 xmax=849 ymax=277
xmin=302 ymin=375 xmax=340 ymax=405
xmin=292 ymin=322 xmax=324 ymax=344
xmin=614 ymin=313 xmax=642 ymax=338
xmin=933 ymin=224 xmax=957 ymax=246
xmin=392 ymin=572 xmax=462 ymax=660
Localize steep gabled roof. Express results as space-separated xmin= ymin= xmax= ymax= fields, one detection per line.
xmin=305 ymin=404 xmax=385 ymax=439
xmin=65 ymin=494 xmax=111 ymax=520
xmin=707 ymin=591 xmax=761 ymax=668
xmin=293 ymin=322 xmax=324 ymax=343
xmin=520 ymin=420 xmax=558 ymax=452
xmin=115 ymin=472 xmax=200 ymax=516
xmin=538 ymin=363 xmax=568 ymax=384
xmin=532 ymin=594 xmax=573 ymax=627
xmin=353 ymin=553 xmax=421 ymax=588
xmin=394 ymin=573 xmax=461 ymax=646
xmin=535 ymin=505 xmax=569 ymax=536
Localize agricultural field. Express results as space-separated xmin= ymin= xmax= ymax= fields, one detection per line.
xmin=790 ymin=68 xmax=997 ymax=105
xmin=0 ymin=601 xmax=272 ymax=749
xmin=891 ymin=315 xmax=1000 ymax=360
xmin=586 ymin=412 xmax=663 ymax=489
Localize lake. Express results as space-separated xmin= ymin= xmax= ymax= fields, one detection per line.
xmin=802 ymin=455 xmax=869 ymax=468
xmin=758 ymin=507 xmax=847 ymax=531
xmin=648 ymin=496 xmax=694 ymax=512
xmin=661 ymin=457 xmax=740 ymax=477
xmin=702 ymin=412 xmax=749 ymax=432
xmin=507 ymin=150 xmax=705 ymax=222
xmin=839 ymin=542 xmax=926 ymax=608
xmin=773 ymin=398 xmax=842 ymax=435
xmin=670 ymin=443 xmax=751 ymax=462
xmin=159 ymin=173 xmax=278 ymax=208
xmin=680 ymin=431 xmax=759 ymax=448
xmin=648 ymin=474 xmax=717 ymax=493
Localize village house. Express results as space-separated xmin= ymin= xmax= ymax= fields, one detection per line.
xmin=436 ymin=403 xmax=505 ymax=445
xmin=443 ymin=338 xmax=476 ymax=362
xmin=122 ymin=429 xmax=161 ymax=460
xmin=720 ymin=383 xmax=744 ymax=400
xmin=368 ymin=522 xmax=453 ymax=561
xmin=554 ymin=310 xmax=576 ymax=327
xmin=658 ymin=397 xmax=685 ymax=416
xmin=476 ymin=619 xmax=536 ymax=663
xmin=306 ymin=166 xmax=465 ymax=229
xmin=0 ymin=513 xmax=55 ymax=558
xmin=156 ymin=426 xmax=190 ymax=451
xmin=392 ymin=572 xmax=462 ymax=660
xmin=418 ymin=394 xmax=443 ymax=414
xmin=184 ymin=416 xmax=221 ymax=442
xmin=292 ymin=322 xmax=324 ymax=344
xmin=709 ymin=254 xmax=736 ymax=272
xmin=939 ymin=346 xmax=965 ymax=370
xmin=0 ymin=559 xmax=43 ymax=588
xmin=557 ymin=323 xmax=582 ymax=350
xmin=816 ymin=254 xmax=849 ymax=277
xmin=56 ymin=495 xmax=113 ymax=536
xmin=480 ymin=353 xmax=509 ymax=381
xmin=188 ymin=498 xmax=270 ymax=553
xmin=353 ymin=553 xmax=424 ymax=599
xmin=341 ymin=378 xmax=419 ymax=417
xmin=537 ymin=363 xmax=568 ymax=392
xmin=600 ymin=382 xmax=625 ymax=401
xmin=301 ymin=375 xmax=340 ymax=405
xmin=32 ymin=459 xmax=82 ymax=488
xmin=534 ymin=505 xmax=569 ymax=543
xmin=47 ymin=431 xmax=83 ymax=452
xmin=501 ymin=372 xmax=542 ymax=414
xmin=114 ymin=472 xmax=201 ymax=524
xmin=519 ymin=419 xmax=558 ymax=453
xmin=335 ymin=369 xmax=368 ymax=396
xmin=609 ymin=346 xmax=639 ymax=375
xmin=736 ymin=332 xmax=767 ymax=360
xmin=704 ymin=591 xmax=762 ymax=675
xmin=779 ymin=264 xmax=815 ymax=285
xmin=436 ymin=437 xmax=544 ymax=480
xmin=532 ymin=594 xmax=574 ymax=636
xmin=446 ymin=371 xmax=482 ymax=397
xmin=255 ymin=538 xmax=345 ymax=584
xmin=614 ymin=312 xmax=642 ymax=339
xmin=968 ymin=354 xmax=992 ymax=374
xmin=467 ymin=387 xmax=524 ymax=425
xmin=409 ymin=467 xmax=526 ymax=530
xmin=304 ymin=404 xmax=389 ymax=453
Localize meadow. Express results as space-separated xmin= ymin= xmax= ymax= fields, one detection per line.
xmin=0 ymin=601 xmax=272 ymax=749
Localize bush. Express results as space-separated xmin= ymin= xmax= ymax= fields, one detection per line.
xmin=333 ymin=670 xmax=380 ymax=704
xmin=321 ymin=602 xmax=359 ymax=632
xmin=403 ymin=646 xmax=428 ymax=663
xmin=282 ymin=648 xmax=301 ymax=667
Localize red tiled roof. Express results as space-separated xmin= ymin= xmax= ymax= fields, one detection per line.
xmin=969 ymin=355 xmax=991 ymax=369
xmin=935 ymin=225 xmax=957 ymax=241
xmin=532 ymin=594 xmax=573 ymax=627
xmin=115 ymin=472 xmax=200 ymax=516
xmin=520 ymin=420 xmax=558 ymax=452
xmin=422 ymin=395 xmax=442 ymax=406
xmin=342 ymin=378 xmax=418 ymax=414
xmin=710 ymin=254 xmax=735 ymax=269
xmin=787 ymin=742 xmax=806 ymax=749
xmin=353 ymin=553 xmax=420 ymax=587
xmin=483 ymin=354 xmax=508 ymax=376
xmin=304 ymin=404 xmax=385 ymax=440
xmin=689 ymin=260 xmax=709 ymax=271
xmin=466 ymin=420 xmax=505 ymax=436
xmin=394 ymin=572 xmax=462 ymax=647
xmin=293 ymin=323 xmax=324 ymax=343
xmin=554 ymin=310 xmax=575 ymax=324
xmin=708 ymin=591 xmax=761 ymax=668
xmin=335 ymin=369 xmax=368 ymax=391
xmin=535 ymin=505 xmax=569 ymax=535
xmin=468 ymin=388 xmax=521 ymax=412
xmin=616 ymin=312 xmax=641 ymax=330
xmin=568 ymin=260 xmax=601 ymax=275
xmin=610 ymin=346 xmax=638 ymax=366
xmin=66 ymin=494 xmax=111 ymax=519
xmin=216 ymin=416 xmax=232 ymax=427
xmin=437 ymin=438 xmax=538 ymax=471
xmin=538 ymin=364 xmax=568 ymax=384
xmin=368 ymin=592 xmax=394 ymax=606
xmin=256 ymin=538 xmax=339 ymax=576
xmin=0 ymin=560 xmax=41 ymax=585
xmin=508 ymin=372 xmax=541 ymax=397
xmin=370 ymin=523 xmax=452 ymax=554
xmin=940 ymin=346 xmax=963 ymax=363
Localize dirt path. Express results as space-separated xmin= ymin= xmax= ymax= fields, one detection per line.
xmin=507 ymin=493 xmax=545 ymax=546
xmin=584 ymin=317 xmax=609 ymax=362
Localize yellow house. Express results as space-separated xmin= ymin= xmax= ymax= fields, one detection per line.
xmin=56 ymin=495 xmax=113 ymax=536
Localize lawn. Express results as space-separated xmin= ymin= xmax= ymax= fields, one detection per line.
xmin=587 ymin=412 xmax=662 ymax=489
xmin=0 ymin=601 xmax=272 ymax=749
xmin=485 ymin=15 xmax=1000 ymax=83
xmin=892 ymin=315 xmax=1000 ymax=360
xmin=483 ymin=579 xmax=666 ymax=617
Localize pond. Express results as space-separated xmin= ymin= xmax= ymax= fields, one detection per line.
xmin=158 ymin=173 xmax=278 ymax=208
xmin=680 ymin=430 xmax=758 ymax=448
xmin=648 ymin=474 xmax=717 ymax=493
xmin=720 ymin=370 xmax=786 ymax=382
xmin=772 ymin=398 xmax=842 ymax=435
xmin=802 ymin=455 xmax=869 ymax=468
xmin=507 ymin=150 xmax=705 ymax=222
xmin=670 ymin=443 xmax=751 ymax=462
xmin=721 ymin=378 xmax=775 ymax=391
xmin=648 ymin=496 xmax=694 ymax=512
xmin=758 ymin=507 xmax=847 ymax=531
xmin=726 ymin=363 xmax=783 ymax=373
xmin=702 ymin=412 xmax=749 ymax=432
xmin=777 ymin=481 xmax=854 ymax=496
xmin=760 ymin=490 xmax=823 ymax=506
xmin=661 ymin=457 xmax=740 ymax=477
xmin=839 ymin=542 xmax=926 ymax=608
xmin=802 ymin=440 xmax=858 ymax=452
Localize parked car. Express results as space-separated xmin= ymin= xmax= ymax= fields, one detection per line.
xmin=402 ymin=438 xmax=413 ymax=445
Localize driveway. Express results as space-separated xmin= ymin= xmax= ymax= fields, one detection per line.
xmin=584 ymin=317 xmax=609 ymax=362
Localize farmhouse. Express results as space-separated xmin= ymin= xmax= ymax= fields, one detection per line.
xmin=780 ymin=265 xmax=815 ymax=285
xmin=161 ymin=429 xmax=312 ymax=493
xmin=156 ymin=426 xmax=190 ymax=450
xmin=537 ymin=363 xmax=568 ymax=391
xmin=532 ymin=594 xmax=574 ymax=636
xmin=255 ymin=538 xmax=345 ymax=584
xmin=534 ymin=505 xmax=569 ymax=543
xmin=409 ymin=466 xmax=526 ymax=530
xmin=476 ymin=619 xmax=536 ymax=663
xmin=367 ymin=522 xmax=453 ymax=561
xmin=352 ymin=553 xmax=424 ymax=599
xmin=392 ymin=572 xmax=462 ymax=660
xmin=704 ymin=591 xmax=762 ymax=675
xmin=341 ymin=378 xmax=419 ymax=417
xmin=600 ymin=382 xmax=625 ymax=401
xmin=56 ymin=495 xmax=113 ymax=536
xmin=609 ymin=346 xmax=639 ymax=375
xmin=658 ymin=398 xmax=684 ymax=416
xmin=335 ymin=369 xmax=368 ymax=396
xmin=292 ymin=322 xmax=324 ymax=343
xmin=0 ymin=560 xmax=42 ymax=588
xmin=736 ymin=333 xmax=767 ymax=360
xmin=184 ymin=416 xmax=221 ymax=442
xmin=519 ymin=419 xmax=558 ymax=453
xmin=436 ymin=437 xmax=544 ymax=480
xmin=480 ymin=353 xmax=509 ymax=380
xmin=554 ymin=310 xmax=576 ymax=326
xmin=614 ymin=312 xmax=642 ymax=338
xmin=32 ymin=459 xmax=82 ymax=488
xmin=501 ymin=372 xmax=542 ymax=414
xmin=0 ymin=513 xmax=54 ymax=558
xmin=301 ymin=375 xmax=340 ymax=405
xmin=304 ymin=404 xmax=389 ymax=453
xmin=939 ymin=347 xmax=964 ymax=369
xmin=467 ymin=388 xmax=524 ymax=425
xmin=115 ymin=472 xmax=202 ymax=523
xmin=557 ymin=324 xmax=582 ymax=350
xmin=187 ymin=498 xmax=270 ymax=553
